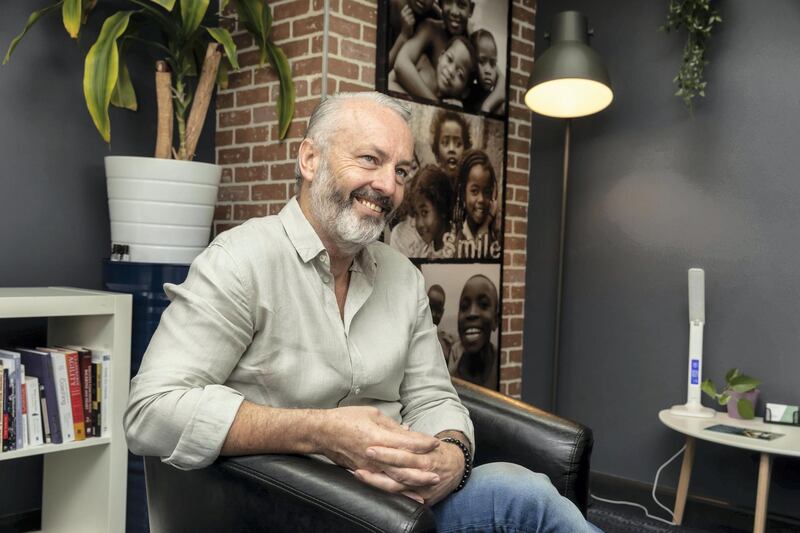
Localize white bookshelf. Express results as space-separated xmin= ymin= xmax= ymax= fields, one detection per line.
xmin=0 ymin=287 xmax=131 ymax=533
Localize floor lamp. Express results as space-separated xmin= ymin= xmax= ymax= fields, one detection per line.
xmin=524 ymin=11 xmax=613 ymax=411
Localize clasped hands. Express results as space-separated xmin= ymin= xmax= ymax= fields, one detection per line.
xmin=318 ymin=406 xmax=465 ymax=506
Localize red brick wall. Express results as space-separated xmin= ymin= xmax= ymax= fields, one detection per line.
xmin=215 ymin=0 xmax=535 ymax=398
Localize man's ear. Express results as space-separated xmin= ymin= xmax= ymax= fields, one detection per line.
xmin=297 ymin=138 xmax=319 ymax=186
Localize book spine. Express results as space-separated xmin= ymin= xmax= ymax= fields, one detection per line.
xmin=79 ymin=351 xmax=93 ymax=437
xmin=65 ymin=352 xmax=86 ymax=441
xmin=1 ymin=367 xmax=6 ymax=452
xmin=91 ymin=362 xmax=100 ymax=438
xmin=101 ymin=355 xmax=110 ymax=437
xmin=20 ymin=366 xmax=28 ymax=449
xmin=50 ymin=353 xmax=75 ymax=442
xmin=3 ymin=367 xmax=11 ymax=451
xmin=24 ymin=377 xmax=44 ymax=447
xmin=39 ymin=382 xmax=52 ymax=444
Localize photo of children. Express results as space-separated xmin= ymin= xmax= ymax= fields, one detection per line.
xmin=378 ymin=0 xmax=510 ymax=117
xmin=385 ymin=101 xmax=504 ymax=260
xmin=421 ymin=263 xmax=501 ymax=390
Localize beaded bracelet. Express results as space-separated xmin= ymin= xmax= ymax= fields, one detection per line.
xmin=440 ymin=436 xmax=472 ymax=492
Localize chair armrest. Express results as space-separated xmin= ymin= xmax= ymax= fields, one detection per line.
xmin=144 ymin=454 xmax=436 ymax=533
xmin=453 ymin=378 xmax=593 ymax=515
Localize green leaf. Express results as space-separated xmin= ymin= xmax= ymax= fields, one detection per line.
xmin=216 ymin=58 xmax=230 ymax=89
xmin=718 ymin=392 xmax=730 ymax=406
xmin=725 ymin=368 xmax=740 ymax=383
xmin=701 ymin=379 xmax=717 ymax=398
xmin=729 ymin=375 xmax=760 ymax=392
xmin=206 ymin=27 xmax=239 ymax=70
xmin=736 ymin=398 xmax=755 ymax=419
xmin=111 ymin=59 xmax=138 ymax=111
xmin=149 ymin=0 xmax=176 ymax=10
xmin=266 ymin=41 xmax=295 ymax=139
xmin=63 ymin=0 xmax=82 ymax=38
xmin=235 ymin=0 xmax=269 ymax=56
xmin=3 ymin=2 xmax=63 ymax=65
xmin=83 ymin=11 xmax=134 ymax=143
xmin=180 ymin=0 xmax=210 ymax=36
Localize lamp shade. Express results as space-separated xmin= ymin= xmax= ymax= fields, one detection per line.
xmin=525 ymin=11 xmax=613 ymax=118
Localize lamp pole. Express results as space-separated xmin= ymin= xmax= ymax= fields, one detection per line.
xmin=551 ymin=119 xmax=571 ymax=412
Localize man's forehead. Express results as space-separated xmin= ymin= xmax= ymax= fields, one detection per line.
xmin=336 ymin=101 xmax=413 ymax=156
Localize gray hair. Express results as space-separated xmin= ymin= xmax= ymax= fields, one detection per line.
xmin=294 ymin=92 xmax=411 ymax=191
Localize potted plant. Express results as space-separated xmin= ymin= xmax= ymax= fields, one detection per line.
xmin=4 ymin=0 xmax=294 ymax=264
xmin=701 ymin=368 xmax=761 ymax=419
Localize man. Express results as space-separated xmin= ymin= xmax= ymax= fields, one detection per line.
xmin=124 ymin=92 xmax=598 ymax=531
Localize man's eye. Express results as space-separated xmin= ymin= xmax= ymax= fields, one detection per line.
xmin=361 ymin=155 xmax=378 ymax=164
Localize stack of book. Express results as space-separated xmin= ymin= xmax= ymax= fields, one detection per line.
xmin=0 ymin=346 xmax=111 ymax=451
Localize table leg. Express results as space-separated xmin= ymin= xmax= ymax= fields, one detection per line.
xmin=753 ymin=453 xmax=772 ymax=533
xmin=673 ymin=436 xmax=696 ymax=525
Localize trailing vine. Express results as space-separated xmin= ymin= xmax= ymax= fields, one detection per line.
xmin=661 ymin=0 xmax=722 ymax=111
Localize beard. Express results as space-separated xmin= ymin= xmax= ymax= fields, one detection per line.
xmin=309 ymin=157 xmax=396 ymax=255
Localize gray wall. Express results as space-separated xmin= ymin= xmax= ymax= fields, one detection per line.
xmin=523 ymin=0 xmax=800 ymax=521
xmin=0 ymin=2 xmax=213 ymax=519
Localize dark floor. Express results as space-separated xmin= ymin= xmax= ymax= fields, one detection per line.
xmin=588 ymin=485 xmax=800 ymax=533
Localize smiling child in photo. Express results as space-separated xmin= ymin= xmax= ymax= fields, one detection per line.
xmin=448 ymin=274 xmax=499 ymax=388
xmin=389 ymin=164 xmax=454 ymax=258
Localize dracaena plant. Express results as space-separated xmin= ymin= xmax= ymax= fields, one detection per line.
xmin=4 ymin=0 xmax=294 ymax=161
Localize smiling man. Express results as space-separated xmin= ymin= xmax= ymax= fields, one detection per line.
xmin=124 ymin=92 xmax=600 ymax=532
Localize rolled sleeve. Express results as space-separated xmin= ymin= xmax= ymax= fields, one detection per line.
xmin=399 ymin=270 xmax=475 ymax=455
xmin=124 ymin=241 xmax=255 ymax=469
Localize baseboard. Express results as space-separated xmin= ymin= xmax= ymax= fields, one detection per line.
xmin=589 ymin=471 xmax=800 ymax=530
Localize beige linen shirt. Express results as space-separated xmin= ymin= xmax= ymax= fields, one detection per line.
xmin=124 ymin=197 xmax=474 ymax=470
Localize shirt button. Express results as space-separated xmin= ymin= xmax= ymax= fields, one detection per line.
xmin=320 ymin=252 xmax=329 ymax=264
xmin=322 ymin=275 xmax=331 ymax=284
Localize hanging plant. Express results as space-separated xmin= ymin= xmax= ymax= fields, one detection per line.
xmin=660 ymin=0 xmax=722 ymax=111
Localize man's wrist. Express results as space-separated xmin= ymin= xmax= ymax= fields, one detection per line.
xmin=439 ymin=436 xmax=472 ymax=492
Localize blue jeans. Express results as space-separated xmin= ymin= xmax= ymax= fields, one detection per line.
xmin=432 ymin=463 xmax=603 ymax=532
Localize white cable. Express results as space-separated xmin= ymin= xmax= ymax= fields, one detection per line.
xmin=590 ymin=444 xmax=687 ymax=527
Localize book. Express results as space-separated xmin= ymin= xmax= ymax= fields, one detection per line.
xmin=61 ymin=346 xmax=94 ymax=438
xmin=24 ymin=376 xmax=44 ymax=447
xmin=705 ymin=423 xmax=784 ymax=440
xmin=62 ymin=349 xmax=86 ymax=441
xmin=91 ymin=351 xmax=111 ymax=437
xmin=0 ymin=349 xmax=23 ymax=450
xmin=37 ymin=348 xmax=75 ymax=442
xmin=18 ymin=348 xmax=62 ymax=444
xmin=20 ymin=364 xmax=28 ymax=448
xmin=0 ymin=362 xmax=4 ymax=452
xmin=2 ymin=366 xmax=10 ymax=451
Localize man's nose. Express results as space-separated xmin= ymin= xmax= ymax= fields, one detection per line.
xmin=371 ymin=165 xmax=397 ymax=197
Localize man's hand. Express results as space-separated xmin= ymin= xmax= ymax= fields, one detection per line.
xmin=353 ymin=436 xmax=466 ymax=506
xmin=315 ymin=406 xmax=440 ymax=477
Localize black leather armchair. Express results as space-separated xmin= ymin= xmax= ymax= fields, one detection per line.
xmin=143 ymin=378 xmax=593 ymax=533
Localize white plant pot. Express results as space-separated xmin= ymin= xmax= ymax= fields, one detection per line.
xmin=105 ymin=156 xmax=222 ymax=265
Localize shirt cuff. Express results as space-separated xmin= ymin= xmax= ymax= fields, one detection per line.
xmin=163 ymin=384 xmax=245 ymax=470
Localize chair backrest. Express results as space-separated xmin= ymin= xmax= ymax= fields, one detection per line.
xmin=454 ymin=378 xmax=593 ymax=515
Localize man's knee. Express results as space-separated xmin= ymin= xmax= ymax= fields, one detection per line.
xmin=472 ymin=462 xmax=560 ymax=507
xmin=470 ymin=462 xmax=588 ymax=531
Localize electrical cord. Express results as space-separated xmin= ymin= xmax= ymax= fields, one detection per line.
xmin=590 ymin=444 xmax=687 ymax=527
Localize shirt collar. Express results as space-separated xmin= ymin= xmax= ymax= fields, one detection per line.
xmin=279 ymin=196 xmax=378 ymax=275
xmin=279 ymin=197 xmax=326 ymax=263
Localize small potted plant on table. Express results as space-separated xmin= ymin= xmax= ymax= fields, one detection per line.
xmin=702 ymin=368 xmax=761 ymax=419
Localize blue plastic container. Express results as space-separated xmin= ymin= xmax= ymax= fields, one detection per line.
xmin=103 ymin=260 xmax=190 ymax=533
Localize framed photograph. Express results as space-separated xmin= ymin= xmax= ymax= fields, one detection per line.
xmin=376 ymin=0 xmax=512 ymax=117
xmin=385 ymin=100 xmax=504 ymax=260
xmin=421 ymin=262 xmax=501 ymax=390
